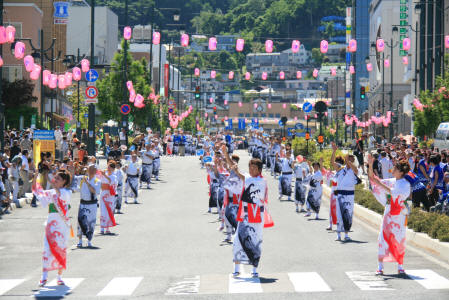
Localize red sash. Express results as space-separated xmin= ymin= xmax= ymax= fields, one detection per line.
xmin=103 ymin=195 xmax=116 ymax=226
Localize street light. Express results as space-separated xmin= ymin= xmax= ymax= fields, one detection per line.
xmin=384 ymin=26 xmax=400 ymax=141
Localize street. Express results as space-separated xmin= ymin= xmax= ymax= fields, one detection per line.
xmin=0 ymin=150 xmax=449 ymax=299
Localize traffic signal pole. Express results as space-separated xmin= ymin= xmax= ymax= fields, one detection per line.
xmin=87 ymin=0 xmax=96 ymax=156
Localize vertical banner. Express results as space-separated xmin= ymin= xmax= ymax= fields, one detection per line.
xmin=227 ymin=119 xmax=233 ymax=130
xmin=32 ymin=130 xmax=55 ymax=167
xmin=346 ymin=6 xmax=352 ymax=114
xmin=251 ymin=118 xmax=259 ymax=129
xmin=164 ymin=63 xmax=169 ymax=98
xmin=238 ymin=118 xmax=246 ymax=130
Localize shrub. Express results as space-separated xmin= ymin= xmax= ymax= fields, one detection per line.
xmin=311 ymin=149 xmax=344 ymax=170
xmin=291 ymin=137 xmax=317 ymax=157
xmin=354 ymin=185 xmax=385 ymax=215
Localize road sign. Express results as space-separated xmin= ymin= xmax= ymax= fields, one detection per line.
xmin=120 ymin=104 xmax=131 ymax=115
xmin=203 ymin=156 xmax=212 ymax=163
xmin=85 ymin=69 xmax=99 ymax=82
xmin=303 ymin=102 xmax=313 ymax=113
xmin=196 ymin=149 xmax=205 ymax=156
xmin=295 ymin=123 xmax=304 ymax=130
xmin=168 ymin=108 xmax=174 ymax=114
xmin=84 ymin=113 xmax=88 ymax=118
xmin=84 ymin=98 xmax=98 ymax=104
xmin=85 ymin=86 xmax=98 ymax=99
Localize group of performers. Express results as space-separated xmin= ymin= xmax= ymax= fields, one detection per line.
xmin=32 ymin=136 xmax=163 ymax=287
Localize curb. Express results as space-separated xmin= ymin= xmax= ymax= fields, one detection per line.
xmin=322 ymin=185 xmax=449 ymax=264
xmin=9 ymin=194 xmax=32 ymax=210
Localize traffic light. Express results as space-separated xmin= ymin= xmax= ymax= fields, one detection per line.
xmin=195 ymin=86 xmax=200 ymax=100
xmin=360 ymin=86 xmax=366 ymax=100
xmin=213 ymin=106 xmax=217 ymax=115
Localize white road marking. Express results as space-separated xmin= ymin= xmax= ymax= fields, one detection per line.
xmin=166 ymin=276 xmax=200 ymax=295
xmin=97 ymin=277 xmax=143 ymax=296
xmin=407 ymin=269 xmax=449 ymax=289
xmin=34 ymin=278 xmax=84 ymax=298
xmin=0 ymin=279 xmax=25 ymax=295
xmin=288 ymin=272 xmax=332 ymax=292
xmin=229 ymin=273 xmax=263 ymax=294
xmin=346 ymin=271 xmax=394 ymax=290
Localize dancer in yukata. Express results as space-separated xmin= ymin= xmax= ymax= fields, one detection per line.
xmin=76 ymin=164 xmax=101 ymax=248
xmin=231 ymin=158 xmax=273 ymax=278
xmin=331 ymin=142 xmax=359 ymax=241
xmin=277 ymin=143 xmax=294 ymax=201
xmin=124 ymin=154 xmax=141 ymax=204
xmin=140 ymin=143 xmax=154 ymax=189
xmin=293 ymin=155 xmax=309 ymax=213
xmin=303 ymin=160 xmax=323 ymax=219
xmin=32 ymin=170 xmax=73 ymax=287
xmin=368 ymin=155 xmax=411 ymax=276
xmin=99 ymin=161 xmax=117 ymax=235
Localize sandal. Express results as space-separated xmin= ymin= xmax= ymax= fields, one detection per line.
xmin=398 ymin=269 xmax=406 ymax=275
xmin=57 ymin=279 xmax=65 ymax=286
xmin=232 ymin=272 xmax=240 ymax=277
xmin=251 ymin=272 xmax=259 ymax=278
xmin=38 ymin=279 xmax=47 ymax=287
xmin=375 ymin=269 xmax=384 ymax=276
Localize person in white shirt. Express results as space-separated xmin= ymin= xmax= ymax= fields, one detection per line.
xmin=124 ymin=153 xmax=141 ymax=204
xmin=152 ymin=142 xmax=161 ymax=180
xmin=303 ymin=160 xmax=323 ymax=219
xmin=76 ymin=164 xmax=101 ymax=247
xmin=140 ymin=143 xmax=154 ymax=189
xmin=293 ymin=155 xmax=309 ymax=212
xmin=277 ymin=143 xmax=294 ymax=201
xmin=119 ymin=128 xmax=127 ymax=146
xmin=18 ymin=150 xmax=30 ymax=198
xmin=8 ymin=157 xmax=20 ymax=207
xmin=115 ymin=162 xmax=124 ymax=213
xmin=380 ymin=152 xmax=394 ymax=179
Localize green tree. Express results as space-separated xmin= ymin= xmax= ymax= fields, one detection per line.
xmin=2 ymin=79 xmax=38 ymax=128
xmin=97 ymin=39 xmax=160 ymax=130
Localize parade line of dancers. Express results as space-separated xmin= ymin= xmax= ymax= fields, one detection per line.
xmin=204 ymin=130 xmax=411 ymax=278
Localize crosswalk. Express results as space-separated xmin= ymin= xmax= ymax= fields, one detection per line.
xmin=1 ymin=269 xmax=448 ymax=297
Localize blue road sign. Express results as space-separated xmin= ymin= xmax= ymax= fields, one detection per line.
xmin=203 ymin=156 xmax=212 ymax=163
xmin=85 ymin=69 xmax=99 ymax=82
xmin=54 ymin=2 xmax=69 ymax=18
xmin=287 ymin=128 xmax=294 ymax=137
xmin=196 ymin=149 xmax=205 ymax=156
xmin=296 ymin=132 xmax=306 ymax=137
xmin=295 ymin=123 xmax=304 ymax=130
xmin=84 ymin=113 xmax=88 ymax=118
xmin=120 ymin=104 xmax=131 ymax=115
xmin=168 ymin=108 xmax=174 ymax=114
xmin=303 ymin=102 xmax=313 ymax=113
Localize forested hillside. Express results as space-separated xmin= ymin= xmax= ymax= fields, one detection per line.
xmin=96 ymin=0 xmax=350 ymax=49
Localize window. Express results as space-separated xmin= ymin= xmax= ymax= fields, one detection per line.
xmin=238 ymin=113 xmax=244 ymax=117
xmin=275 ymin=113 xmax=281 ymax=118
xmin=245 ymin=113 xmax=250 ymax=117
xmin=269 ymin=114 xmax=274 ymax=118
xmin=261 ymin=113 xmax=266 ymax=117
xmin=2 ymin=65 xmax=23 ymax=82
xmin=253 ymin=113 xmax=258 ymax=117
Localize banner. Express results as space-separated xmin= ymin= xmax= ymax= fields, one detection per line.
xmin=227 ymin=119 xmax=233 ymax=130
xmin=164 ymin=63 xmax=169 ymax=97
xmin=238 ymin=118 xmax=246 ymax=130
xmin=33 ymin=130 xmax=55 ymax=167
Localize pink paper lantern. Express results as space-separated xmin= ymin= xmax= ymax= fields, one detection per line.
xmin=314 ymin=114 xmax=318 ymax=118
xmin=43 ymin=70 xmax=51 ymax=85
xmin=324 ymin=112 xmax=328 ymax=117
xmin=445 ymin=35 xmax=449 ymax=49
xmin=402 ymin=38 xmax=411 ymax=51
xmin=238 ymin=101 xmax=242 ymax=107
xmin=126 ymin=80 xmax=133 ymax=91
xmin=0 ymin=27 xmax=6 ymax=44
xmin=225 ymin=116 xmax=228 ymax=121
xmin=65 ymin=72 xmax=73 ymax=86
xmin=30 ymin=64 xmax=41 ymax=80
xmin=366 ymin=63 xmax=373 ymax=72
xmin=245 ymin=72 xmax=251 ymax=80
xmin=236 ymin=38 xmax=244 ymax=52
xmin=228 ymin=71 xmax=234 ymax=80
xmin=320 ymin=40 xmax=328 ymax=54
xmin=5 ymin=25 xmax=15 ymax=43
xmin=402 ymin=56 xmax=409 ymax=65
xmin=204 ymin=112 xmax=208 ymax=118
xmin=181 ymin=34 xmax=189 ymax=47
xmin=214 ymin=115 xmax=218 ymax=120
xmin=296 ymin=71 xmax=302 ymax=79
xmin=123 ymin=26 xmax=132 ymax=40
xmin=72 ymin=67 xmax=81 ymax=81
xmin=254 ymin=103 xmax=258 ymax=109
xmin=153 ymin=32 xmax=160 ymax=45
xmin=267 ymin=103 xmax=272 ymax=109
xmin=80 ymin=59 xmax=90 ymax=72
xmin=209 ymin=97 xmax=214 ymax=103
xmin=331 ymin=67 xmax=336 ymax=76
xmin=209 ymin=37 xmax=217 ymax=51
xmin=194 ymin=68 xmax=200 ymax=77
xmin=210 ymin=70 xmax=216 ymax=79
xmin=279 ymin=71 xmax=285 ymax=80
xmin=349 ymin=65 xmax=355 ymax=74
xmin=265 ymin=40 xmax=273 ymax=53
xmin=292 ymin=40 xmax=300 ymax=53
xmin=384 ymin=59 xmax=390 ymax=68
xmin=376 ymin=39 xmax=385 ymax=52
xmin=224 ymin=100 xmax=228 ymax=105
xmin=58 ymin=75 xmax=66 ymax=89
xmin=14 ymin=41 xmax=25 ymax=59
xmin=282 ymin=103 xmax=287 ymax=109
xmin=313 ymin=69 xmax=319 ymax=78
xmin=348 ymin=39 xmax=357 ymax=52
xmin=24 ymin=55 xmax=34 ymax=72
xmin=49 ymin=74 xmax=58 ymax=89
xmin=294 ymin=116 xmax=298 ymax=121
xmin=0 ymin=56 xmax=3 ymax=67
xmin=129 ymin=89 xmax=136 ymax=102
xmin=262 ymin=72 xmax=267 ymax=80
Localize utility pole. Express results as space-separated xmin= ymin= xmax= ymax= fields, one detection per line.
xmin=389 ymin=36 xmax=394 ymax=141
xmin=87 ymin=0 xmax=96 ymax=155
xmin=0 ymin=0 xmax=3 ymax=151
xmin=76 ymin=48 xmax=81 ymax=138
xmin=382 ymin=51 xmax=385 ymax=138
xmin=121 ymin=0 xmax=129 ymax=146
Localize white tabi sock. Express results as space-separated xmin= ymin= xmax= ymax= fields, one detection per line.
xmin=398 ymin=264 xmax=404 ymax=271
xmin=42 ymin=271 xmax=48 ymax=281
xmin=252 ymin=266 xmax=257 ymax=274
xmin=234 ymin=263 xmax=240 ymax=273
xmin=57 ymin=274 xmax=62 ymax=282
xmin=337 ymin=232 xmax=341 ymax=239
xmin=345 ymin=232 xmax=349 ymax=238
xmin=378 ymin=262 xmax=384 ymax=270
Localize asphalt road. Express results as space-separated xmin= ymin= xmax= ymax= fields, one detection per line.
xmin=0 ymin=150 xmax=448 ymax=300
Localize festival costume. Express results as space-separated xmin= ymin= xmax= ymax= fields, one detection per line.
xmin=304 ymin=170 xmax=323 ymax=215
xmin=77 ymin=176 xmax=101 ymax=241
xmin=371 ymin=177 xmax=411 ymax=268
xmin=115 ymin=168 xmax=124 ymax=211
xmin=100 ymin=173 xmax=117 ymax=230
xmin=223 ymin=171 xmax=243 ymax=240
xmin=125 ymin=161 xmax=140 ymax=202
xmin=335 ymin=167 xmax=357 ymax=233
xmin=140 ymin=150 xmax=153 ymax=187
xmin=278 ymin=155 xmax=294 ymax=198
xmin=294 ymin=162 xmax=309 ymax=207
xmin=152 ymin=148 xmax=161 ymax=179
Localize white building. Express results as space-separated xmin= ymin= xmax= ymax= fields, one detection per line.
xmin=282 ymin=45 xmax=311 ymax=66
xmin=67 ymin=6 xmax=118 ymax=64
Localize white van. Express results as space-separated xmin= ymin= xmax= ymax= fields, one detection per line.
xmin=434 ymin=122 xmax=449 ymax=150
